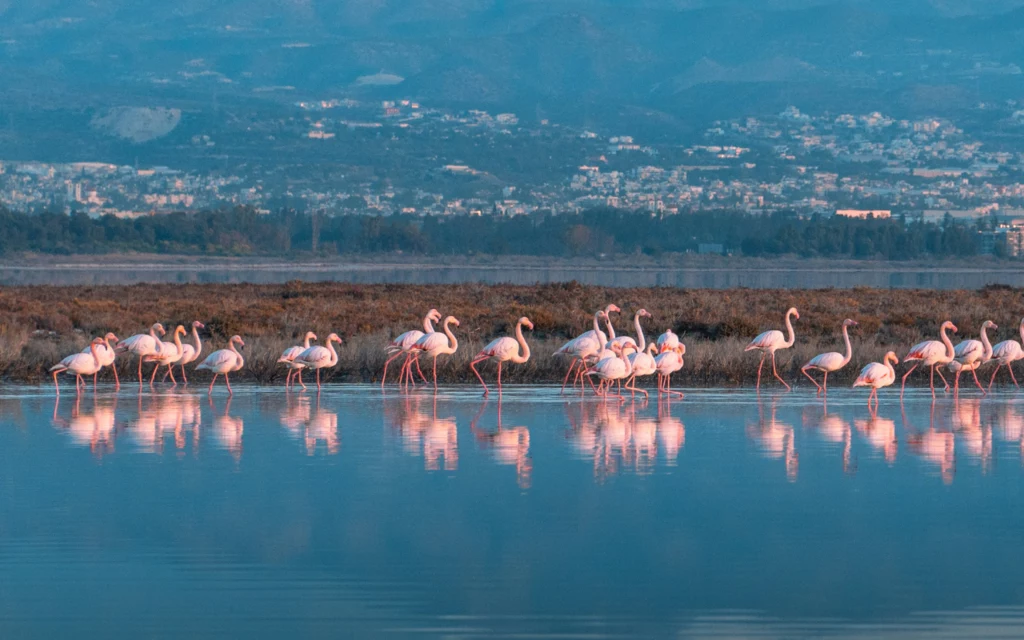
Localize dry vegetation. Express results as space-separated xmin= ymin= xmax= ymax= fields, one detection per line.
xmin=2 ymin=282 xmax=1023 ymax=388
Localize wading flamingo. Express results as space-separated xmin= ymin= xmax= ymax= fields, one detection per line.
xmin=145 ymin=325 xmax=187 ymax=385
xmin=411 ymin=316 xmax=460 ymax=388
xmin=587 ymin=343 xmax=634 ymax=401
xmin=116 ymin=323 xmax=166 ymax=385
xmin=278 ymin=331 xmax=317 ymax=390
xmin=655 ymin=344 xmax=685 ymax=398
xmin=197 ymin=335 xmax=245 ymax=395
xmin=609 ymin=308 xmax=652 ymax=352
xmin=746 ymin=307 xmax=799 ymax=391
xmin=83 ymin=332 xmax=119 ymax=388
xmin=854 ymin=351 xmax=899 ymax=413
xmin=173 ymin=321 xmax=205 ymax=384
xmin=51 ymin=337 xmax=105 ymax=395
xmin=989 ymin=317 xmax=1024 ymax=390
xmin=382 ymin=309 xmax=441 ymax=387
xmin=553 ymin=309 xmax=608 ymax=394
xmin=902 ymin=321 xmax=957 ymax=398
xmin=801 ymin=319 xmax=858 ymax=396
xmin=470 ymin=317 xmax=533 ymax=396
xmin=625 ymin=343 xmax=659 ymax=399
xmin=656 ymin=329 xmax=680 ymax=354
xmin=949 ymin=320 xmax=997 ymax=395
xmin=294 ymin=333 xmax=342 ymax=391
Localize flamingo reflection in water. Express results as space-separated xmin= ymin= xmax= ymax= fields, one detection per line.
xmin=854 ymin=415 xmax=898 ymax=464
xmin=128 ymin=392 xmax=202 ymax=454
xmin=992 ymin=403 xmax=1024 ymax=466
xmin=210 ymin=396 xmax=244 ymax=461
xmin=471 ymin=398 xmax=531 ymax=488
xmin=304 ymin=397 xmax=339 ymax=455
xmin=802 ymin=403 xmax=855 ymax=474
xmin=952 ymin=397 xmax=992 ymax=474
xmin=747 ymin=397 xmax=798 ymax=482
xmin=904 ymin=402 xmax=956 ymax=485
xmin=385 ymin=394 xmax=458 ymax=471
xmin=52 ymin=394 xmax=118 ymax=457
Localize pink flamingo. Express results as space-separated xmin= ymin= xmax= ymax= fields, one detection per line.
xmin=145 ymin=325 xmax=187 ymax=385
xmin=278 ymin=331 xmax=317 ymax=390
xmin=196 ymin=335 xmax=245 ymax=395
xmin=168 ymin=321 xmax=204 ymax=384
xmin=293 ymin=333 xmax=342 ymax=391
xmin=949 ymin=320 xmax=996 ymax=395
xmin=116 ymin=323 xmax=166 ymax=385
xmin=470 ymin=317 xmax=533 ymax=396
xmin=83 ymin=332 xmax=119 ymax=388
xmin=902 ymin=320 xmax=957 ymax=398
xmin=853 ymin=351 xmax=899 ymax=413
xmin=656 ymin=329 xmax=680 ymax=354
xmin=51 ymin=337 xmax=105 ymax=395
xmin=411 ymin=316 xmax=460 ymax=389
xmin=625 ymin=343 xmax=659 ymax=399
xmin=382 ymin=309 xmax=441 ymax=387
xmin=609 ymin=308 xmax=652 ymax=352
xmin=587 ymin=343 xmax=635 ymax=400
xmin=801 ymin=319 xmax=857 ymax=396
xmin=745 ymin=307 xmax=799 ymax=391
xmin=989 ymin=317 xmax=1024 ymax=390
xmin=553 ymin=309 xmax=608 ymax=394
xmin=655 ymin=343 xmax=685 ymax=398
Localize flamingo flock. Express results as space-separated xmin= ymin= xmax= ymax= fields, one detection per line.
xmin=45 ymin=305 xmax=1024 ymax=411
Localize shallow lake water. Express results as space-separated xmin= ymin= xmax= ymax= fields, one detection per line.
xmin=3 ymin=385 xmax=1024 ymax=638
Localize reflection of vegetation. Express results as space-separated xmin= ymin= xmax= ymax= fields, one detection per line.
xmin=0 ymin=206 xmax=985 ymax=259
xmin=3 ymin=282 xmax=1022 ymax=386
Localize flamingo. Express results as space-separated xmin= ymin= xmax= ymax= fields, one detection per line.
xmin=801 ymin=319 xmax=858 ymax=396
xmin=382 ymin=309 xmax=441 ymax=387
xmin=587 ymin=343 xmax=635 ymax=400
xmin=609 ymin=308 xmax=652 ymax=352
xmin=655 ymin=343 xmax=685 ymax=398
xmin=170 ymin=321 xmax=205 ymax=384
xmin=278 ymin=331 xmax=317 ymax=390
xmin=293 ymin=333 xmax=342 ymax=391
xmin=625 ymin=343 xmax=658 ymax=399
xmin=745 ymin=307 xmax=799 ymax=391
xmin=196 ymin=335 xmax=245 ymax=395
xmin=656 ymin=329 xmax=680 ymax=354
xmin=116 ymin=323 xmax=166 ymax=385
xmin=948 ymin=320 xmax=997 ymax=395
xmin=145 ymin=325 xmax=187 ymax=385
xmin=411 ymin=316 xmax=460 ymax=388
xmin=902 ymin=320 xmax=957 ymax=398
xmin=51 ymin=337 xmax=105 ymax=394
xmin=853 ymin=351 xmax=899 ymax=413
xmin=470 ymin=317 xmax=533 ymax=396
xmin=553 ymin=309 xmax=608 ymax=393
xmin=989 ymin=317 xmax=1024 ymax=390
xmin=83 ymin=332 xmax=119 ymax=388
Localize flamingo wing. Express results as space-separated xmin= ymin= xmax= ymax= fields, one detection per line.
xmin=629 ymin=352 xmax=657 ymax=376
xmin=279 ymin=345 xmax=305 ymax=362
xmin=415 ymin=332 xmax=450 ymax=353
xmin=198 ymin=348 xmax=238 ymax=373
xmin=589 ymin=356 xmax=626 ymax=380
xmin=905 ymin=340 xmax=943 ymax=362
xmin=479 ymin=336 xmax=519 ymax=361
xmin=657 ymin=331 xmax=680 ymax=351
xmin=953 ymin=339 xmax=983 ymax=363
xmin=992 ymin=340 xmax=1024 ymax=362
xmin=295 ymin=345 xmax=333 ymax=369
xmin=179 ymin=344 xmax=197 ymax=364
xmin=806 ymin=351 xmax=845 ymax=372
xmin=388 ymin=330 xmax=425 ymax=352
xmin=854 ymin=362 xmax=890 ymax=387
xmin=746 ymin=330 xmax=785 ymax=351
xmin=609 ymin=336 xmax=638 ymax=350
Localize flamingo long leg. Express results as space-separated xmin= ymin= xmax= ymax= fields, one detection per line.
xmin=381 ymin=350 xmax=405 ymax=387
xmin=771 ymin=352 xmax=791 ymax=391
xmin=112 ymin=363 xmax=119 ymax=389
xmin=664 ymin=374 xmax=684 ymax=398
xmin=561 ymin=359 xmax=579 ymax=394
xmin=53 ymin=370 xmax=60 ymax=395
xmin=413 ymin=354 xmax=428 ymax=384
xmin=298 ymin=369 xmax=306 ymax=391
xmin=970 ymin=367 xmax=986 ymax=395
xmin=929 ymin=365 xmax=937 ymax=398
xmin=432 ymin=357 xmax=438 ymax=389
xmin=470 ymin=357 xmax=489 ymax=396
xmin=1011 ymin=365 xmax=1021 ymax=388
xmin=901 ymin=363 xmax=919 ymax=397
xmin=225 ymin=372 xmax=233 ymax=395
xmin=138 ymin=359 xmax=144 ymax=386
xmin=208 ymin=374 xmax=218 ymax=394
xmin=801 ymin=366 xmax=822 ymax=394
xmin=756 ymin=353 xmax=766 ymax=390
xmin=990 ymin=364 xmax=1002 ymax=391
xmin=179 ymin=365 xmax=186 ymax=385
xmin=168 ymin=365 xmax=177 ymax=385
xmin=823 ymin=371 xmax=829 ymax=396
xmin=497 ymin=361 xmax=503 ymax=394
xmin=935 ymin=367 xmax=950 ymax=391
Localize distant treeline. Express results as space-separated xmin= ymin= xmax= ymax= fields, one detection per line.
xmin=0 ymin=207 xmax=989 ymax=259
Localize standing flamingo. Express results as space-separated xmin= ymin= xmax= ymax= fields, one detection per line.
xmin=116 ymin=323 xmax=166 ymax=385
xmin=625 ymin=343 xmax=659 ymax=399
xmin=553 ymin=309 xmax=608 ymax=394
xmin=83 ymin=332 xmax=120 ymax=388
xmin=655 ymin=344 xmax=685 ymax=398
xmin=801 ymin=319 xmax=858 ymax=396
xmin=989 ymin=318 xmax=1024 ymax=390
xmin=196 ymin=335 xmax=245 ymax=395
xmin=145 ymin=325 xmax=187 ymax=385
xmin=902 ymin=321 xmax=957 ymax=398
xmin=411 ymin=316 xmax=460 ymax=388
xmin=278 ymin=331 xmax=317 ymax=390
xmin=745 ymin=307 xmax=800 ymax=391
xmin=172 ymin=321 xmax=205 ymax=384
xmin=854 ymin=351 xmax=899 ymax=413
xmin=470 ymin=317 xmax=533 ymax=396
xmin=587 ymin=343 xmax=635 ymax=400
xmin=382 ymin=309 xmax=441 ymax=387
xmin=949 ymin=320 xmax=997 ymax=395
xmin=51 ymin=337 xmax=105 ymax=394
xmin=294 ymin=333 xmax=342 ymax=391
xmin=656 ymin=329 xmax=680 ymax=354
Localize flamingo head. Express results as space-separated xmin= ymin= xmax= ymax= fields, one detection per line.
xmin=104 ymin=332 xmax=119 ymax=343
xmin=941 ymin=321 xmax=958 ymax=333
xmin=153 ymin=323 xmax=166 ymax=336
xmin=843 ymin=319 xmax=858 ymax=328
xmin=787 ymin=307 xmax=800 ymax=320
xmin=193 ymin=321 xmax=206 ymax=330
xmin=91 ymin=337 xmax=105 ymax=346
xmin=446 ymin=316 xmax=461 ymax=327
xmin=427 ymin=309 xmax=442 ymax=322
xmin=175 ymin=325 xmax=186 ymax=337
xmin=638 ymin=309 xmax=652 ymax=319
xmin=606 ymin=304 xmax=621 ymax=315
xmin=305 ymin=331 xmax=318 ymax=342
xmin=885 ymin=351 xmax=899 ymax=365
xmin=519 ymin=317 xmax=534 ymax=331
xmin=327 ymin=332 xmax=342 ymax=344
xmin=983 ymin=320 xmax=998 ymax=330
xmin=231 ymin=335 xmax=245 ymax=348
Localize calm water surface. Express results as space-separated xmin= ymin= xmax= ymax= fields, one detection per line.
xmin=3 ymin=385 xmax=1024 ymax=638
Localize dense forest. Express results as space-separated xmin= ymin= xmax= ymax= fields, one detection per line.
xmin=0 ymin=207 xmax=991 ymax=259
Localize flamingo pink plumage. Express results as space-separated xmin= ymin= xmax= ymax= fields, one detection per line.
xmin=294 ymin=333 xmax=342 ymax=391
xmin=196 ymin=335 xmax=245 ymax=395
xmin=801 ymin=319 xmax=857 ymax=396
xmin=411 ymin=316 xmax=460 ymax=388
xmin=655 ymin=344 xmax=685 ymax=398
xmin=854 ymin=351 xmax=899 ymax=412
xmin=948 ymin=320 xmax=996 ymax=395
xmin=745 ymin=307 xmax=799 ymax=391
xmin=989 ymin=318 xmax=1024 ymax=390
xmin=116 ymin=323 xmax=166 ymax=386
xmin=278 ymin=331 xmax=317 ymax=390
xmin=554 ymin=309 xmax=609 ymax=394
xmin=470 ymin=317 xmax=533 ymax=396
xmin=51 ymin=337 xmax=105 ymax=394
xmin=382 ymin=309 xmax=441 ymax=387
xmin=82 ymin=332 xmax=119 ymax=388
xmin=144 ymin=325 xmax=187 ymax=385
xmin=902 ymin=320 xmax=957 ymax=398
xmin=174 ymin=321 xmax=205 ymax=384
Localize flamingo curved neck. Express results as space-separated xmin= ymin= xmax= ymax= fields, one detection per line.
xmin=89 ymin=343 xmax=100 ymax=366
xmin=633 ymin=312 xmax=646 ymax=351
xmin=302 ymin=334 xmax=312 ymax=348
xmin=784 ymin=311 xmax=796 ymax=347
xmin=940 ymin=325 xmax=954 ymax=358
xmin=512 ymin=322 xmax=531 ymax=364
xmin=443 ymin=320 xmax=458 ymax=355
xmin=1019 ymin=320 xmax=1024 ymax=345
xmin=173 ymin=331 xmax=183 ymax=354
xmin=423 ymin=314 xmax=437 ymax=334
xmin=192 ymin=326 xmax=203 ymax=353
xmin=592 ymin=312 xmax=604 ymax=340
xmin=604 ymin=314 xmax=616 ymax=342
xmin=981 ymin=324 xmax=994 ymax=359
xmin=841 ymin=324 xmax=853 ymax=365
xmin=326 ymin=340 xmax=339 ymax=367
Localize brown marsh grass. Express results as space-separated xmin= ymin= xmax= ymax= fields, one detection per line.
xmin=2 ymin=282 xmax=1022 ymax=388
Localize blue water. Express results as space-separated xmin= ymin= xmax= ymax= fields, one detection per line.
xmin=2 ymin=385 xmax=1024 ymax=638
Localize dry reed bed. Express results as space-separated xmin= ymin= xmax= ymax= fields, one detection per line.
xmin=1 ymin=282 xmax=1021 ymax=387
